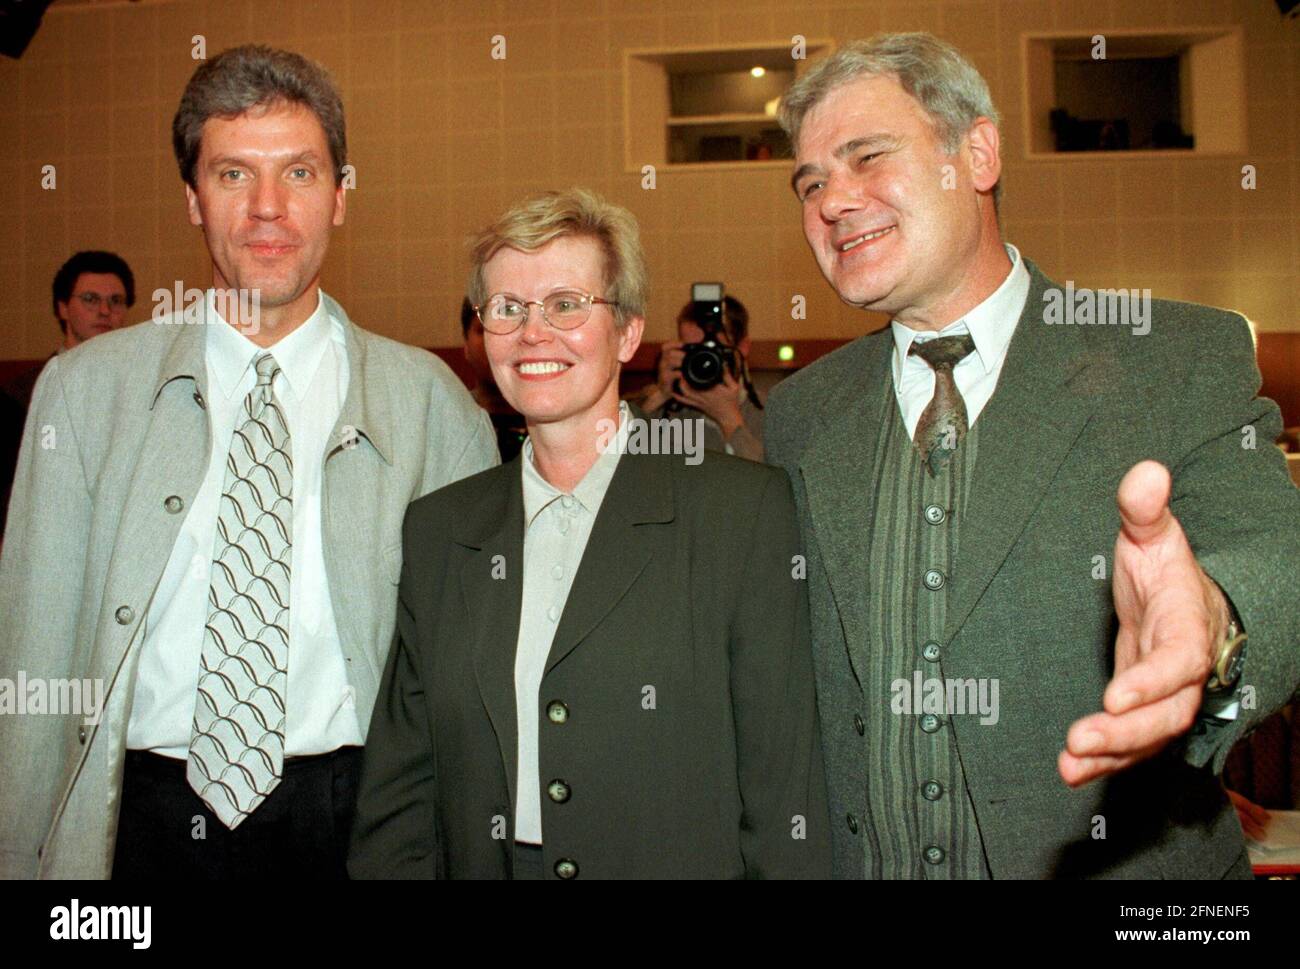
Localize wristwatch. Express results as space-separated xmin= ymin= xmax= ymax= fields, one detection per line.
xmin=1206 ymin=621 xmax=1247 ymax=694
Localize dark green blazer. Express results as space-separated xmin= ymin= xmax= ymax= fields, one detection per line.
xmin=348 ymin=441 xmax=831 ymax=879
xmin=765 ymin=260 xmax=1300 ymax=879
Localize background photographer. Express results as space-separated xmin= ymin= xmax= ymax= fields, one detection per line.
xmin=636 ymin=293 xmax=765 ymax=463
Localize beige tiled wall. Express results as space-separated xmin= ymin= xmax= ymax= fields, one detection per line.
xmin=1 ymin=0 xmax=1296 ymax=358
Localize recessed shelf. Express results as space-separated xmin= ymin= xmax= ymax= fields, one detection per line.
xmin=1021 ymin=27 xmax=1246 ymax=159
xmin=624 ymin=40 xmax=833 ymax=170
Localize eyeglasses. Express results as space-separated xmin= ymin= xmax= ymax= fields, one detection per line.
xmin=475 ymin=289 xmax=618 ymax=335
xmin=73 ymin=292 xmax=127 ymax=310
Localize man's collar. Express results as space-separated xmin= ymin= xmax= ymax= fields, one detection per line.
xmin=204 ymin=288 xmax=332 ymax=401
xmin=890 ymin=243 xmax=1030 ymax=378
xmin=521 ymin=401 xmax=628 ymax=529
xmin=149 ymin=291 xmax=390 ymax=465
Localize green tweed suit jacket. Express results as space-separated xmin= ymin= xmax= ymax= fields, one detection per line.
xmin=765 ymin=260 xmax=1300 ymax=879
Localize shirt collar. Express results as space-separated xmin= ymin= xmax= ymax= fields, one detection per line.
xmin=521 ymin=401 xmax=628 ymax=531
xmin=204 ymin=288 xmax=334 ymax=402
xmin=890 ymin=243 xmax=1030 ymax=380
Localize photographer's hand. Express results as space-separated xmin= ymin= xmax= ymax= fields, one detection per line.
xmin=636 ymin=341 xmax=684 ymax=413
xmin=657 ymin=341 xmax=685 ymax=393
xmin=673 ymin=370 xmax=745 ymax=440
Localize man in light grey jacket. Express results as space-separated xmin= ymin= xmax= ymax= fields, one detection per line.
xmin=0 ymin=45 xmax=496 ymax=879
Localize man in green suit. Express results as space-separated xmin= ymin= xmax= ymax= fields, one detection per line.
xmin=765 ymin=33 xmax=1300 ymax=878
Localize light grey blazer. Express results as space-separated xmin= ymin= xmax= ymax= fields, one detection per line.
xmin=0 ymin=293 xmax=498 ymax=878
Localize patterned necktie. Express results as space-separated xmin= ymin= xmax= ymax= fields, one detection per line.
xmin=910 ymin=334 xmax=977 ymax=476
xmin=188 ymin=352 xmax=293 ymax=829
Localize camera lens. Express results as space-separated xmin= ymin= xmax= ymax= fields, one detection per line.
xmin=682 ymin=343 xmax=725 ymax=389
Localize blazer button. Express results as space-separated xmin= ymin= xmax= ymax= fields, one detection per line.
xmin=923 ymin=569 xmax=946 ymax=590
xmin=115 ymin=605 xmax=134 ymax=625
xmin=547 ymin=779 xmax=571 ymax=803
xmin=924 ymin=845 xmax=946 ymax=865
xmin=163 ymin=495 xmax=184 ymax=514
xmin=922 ymin=780 xmax=944 ymax=801
xmin=923 ymin=504 xmax=947 ymax=525
xmin=554 ymin=858 xmax=578 ymax=879
xmin=853 ymin=713 xmax=865 ymax=736
xmin=78 ymin=726 xmax=87 ymax=745
xmin=922 ymin=641 xmax=942 ymax=663
xmin=846 ymin=813 xmax=860 ymax=834
xmin=919 ymin=713 xmax=942 ymax=733
xmin=546 ymin=700 xmax=569 ymax=724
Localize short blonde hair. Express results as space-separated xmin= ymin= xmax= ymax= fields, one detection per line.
xmin=467 ymin=188 xmax=648 ymax=327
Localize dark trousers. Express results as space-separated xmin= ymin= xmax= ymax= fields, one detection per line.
xmin=111 ymin=747 xmax=362 ymax=879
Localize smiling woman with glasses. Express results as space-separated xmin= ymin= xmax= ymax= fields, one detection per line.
xmin=349 ymin=188 xmax=831 ymax=881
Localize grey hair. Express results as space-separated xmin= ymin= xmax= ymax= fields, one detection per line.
xmin=172 ymin=45 xmax=347 ymax=188
xmin=779 ymin=33 xmax=1002 ymax=201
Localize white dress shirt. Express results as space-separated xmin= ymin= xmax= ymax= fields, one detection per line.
xmin=126 ymin=289 xmax=364 ymax=758
xmin=513 ymin=402 xmax=627 ymax=844
xmin=890 ymin=243 xmax=1031 ymax=437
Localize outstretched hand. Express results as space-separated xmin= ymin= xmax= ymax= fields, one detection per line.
xmin=1059 ymin=460 xmax=1230 ymax=786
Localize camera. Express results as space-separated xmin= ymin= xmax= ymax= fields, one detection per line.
xmin=678 ymin=282 xmax=737 ymax=391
